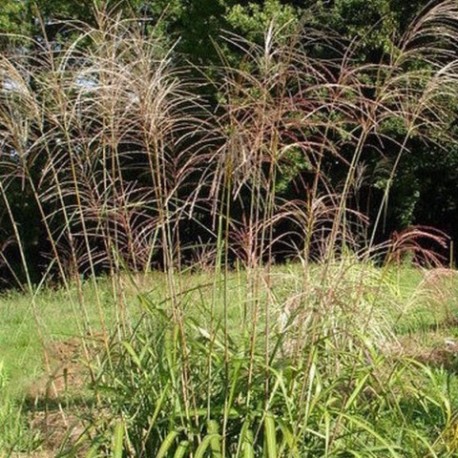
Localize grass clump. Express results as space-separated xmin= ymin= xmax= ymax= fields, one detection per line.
xmin=83 ymin=262 xmax=458 ymax=457
xmin=1 ymin=2 xmax=458 ymax=457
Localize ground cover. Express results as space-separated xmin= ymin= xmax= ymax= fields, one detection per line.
xmin=1 ymin=263 xmax=458 ymax=456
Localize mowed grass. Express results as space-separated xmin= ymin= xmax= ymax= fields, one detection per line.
xmin=0 ymin=269 xmax=247 ymax=396
xmin=0 ymin=284 xmax=115 ymax=397
xmin=1 ymin=263 xmax=458 ymax=456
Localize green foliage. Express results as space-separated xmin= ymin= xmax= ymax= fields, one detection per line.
xmin=78 ymin=262 xmax=458 ymax=457
xmin=0 ymin=0 xmax=31 ymax=50
xmin=226 ymin=0 xmax=299 ymax=40
xmin=325 ymin=0 xmax=398 ymax=55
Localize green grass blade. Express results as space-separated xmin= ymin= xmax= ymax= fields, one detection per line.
xmin=195 ymin=434 xmax=220 ymax=458
xmin=265 ymin=414 xmax=277 ymax=458
xmin=208 ymin=420 xmax=223 ymax=458
xmin=344 ymin=372 xmax=371 ymax=410
xmin=121 ymin=341 xmax=143 ymax=369
xmin=173 ymin=440 xmax=190 ymax=458
xmin=277 ymin=419 xmax=298 ymax=457
xmin=112 ymin=421 xmax=124 ymax=458
xmin=157 ymin=431 xmax=180 ymax=458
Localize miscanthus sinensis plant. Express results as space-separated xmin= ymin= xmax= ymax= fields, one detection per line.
xmin=1 ymin=1 xmax=458 ymax=456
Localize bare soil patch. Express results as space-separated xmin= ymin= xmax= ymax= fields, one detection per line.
xmin=24 ymin=338 xmax=101 ymax=456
